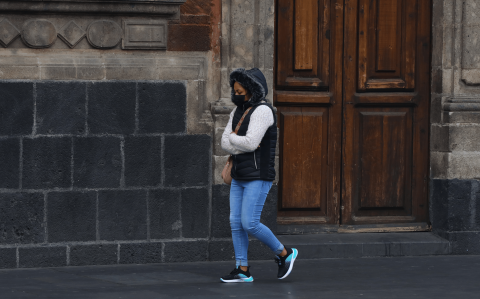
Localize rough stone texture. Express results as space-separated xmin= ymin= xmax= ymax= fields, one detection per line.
xmin=47 ymin=191 xmax=96 ymax=242
xmin=163 ymin=240 xmax=208 ymax=263
xmin=164 ymin=135 xmax=211 ymax=187
xmin=69 ymin=244 xmax=118 ymax=266
xmin=0 ymin=248 xmax=17 ymax=269
xmin=120 ymin=242 xmax=163 ymax=264
xmin=0 ymin=82 xmax=33 ymax=136
xmin=149 ymin=189 xmax=181 ymax=239
xmin=0 ymin=193 xmax=44 ymax=244
xmin=98 ymin=190 xmax=148 ymax=241
xmin=22 ymin=137 xmax=72 ymax=189
xmin=124 ymin=136 xmax=162 ymax=187
xmin=73 ymin=137 xmax=122 ymax=188
xmin=181 ymin=188 xmax=209 ymax=238
xmin=0 ymin=138 xmax=20 ymax=189
xmin=19 ymin=246 xmax=66 ymax=268
xmin=36 ymin=82 xmax=86 ymax=135
xmin=208 ymin=240 xmax=234 ymax=261
xmin=87 ymin=20 xmax=122 ymax=49
xmin=87 ymin=82 xmax=136 ymax=135
xmin=138 ymin=82 xmax=186 ymax=134
xmin=431 ymin=179 xmax=480 ymax=255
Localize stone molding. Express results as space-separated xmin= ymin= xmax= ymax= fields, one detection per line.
xmin=444 ymin=96 xmax=480 ymax=112
xmin=0 ymin=0 xmax=186 ymax=16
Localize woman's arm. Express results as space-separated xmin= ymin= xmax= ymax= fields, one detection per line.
xmin=221 ymin=108 xmax=245 ymax=155
xmin=229 ymin=105 xmax=274 ymax=152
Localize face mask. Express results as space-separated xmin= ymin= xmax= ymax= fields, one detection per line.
xmin=232 ymin=94 xmax=246 ymax=106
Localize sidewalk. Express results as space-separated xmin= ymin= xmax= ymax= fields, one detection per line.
xmin=1 ymin=255 xmax=479 ymax=299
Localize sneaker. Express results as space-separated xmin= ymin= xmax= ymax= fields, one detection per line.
xmin=275 ymin=247 xmax=298 ymax=279
xmin=220 ymin=266 xmax=254 ymax=283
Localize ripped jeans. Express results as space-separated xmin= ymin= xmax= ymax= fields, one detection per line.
xmin=229 ymin=178 xmax=284 ymax=267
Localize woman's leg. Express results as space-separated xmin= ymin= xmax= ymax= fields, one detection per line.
xmin=241 ymin=180 xmax=284 ymax=255
xmin=229 ymin=179 xmax=249 ymax=267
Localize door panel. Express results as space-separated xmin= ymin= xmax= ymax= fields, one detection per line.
xmin=357 ymin=0 xmax=417 ymax=90
xmin=343 ymin=0 xmax=431 ymax=225
xmin=276 ymin=0 xmax=331 ymax=89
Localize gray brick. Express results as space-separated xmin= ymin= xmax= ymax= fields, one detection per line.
xmin=181 ymin=188 xmax=209 ymax=238
xmin=73 ymin=137 xmax=121 ymax=188
xmin=124 ymin=136 xmax=161 ymax=187
xmin=0 ymin=138 xmax=20 ymax=189
xmin=164 ymin=135 xmax=211 ymax=187
xmin=19 ymin=246 xmax=66 ymax=268
xmin=70 ymin=244 xmax=118 ymax=266
xmin=208 ymin=240 xmax=234 ymax=261
xmin=0 ymin=82 xmax=33 ymax=136
xmin=0 ymin=193 xmax=44 ymax=244
xmin=87 ymin=82 xmax=136 ymax=135
xmin=120 ymin=242 xmax=163 ymax=264
xmin=47 ymin=191 xmax=96 ymax=242
xmin=211 ymin=184 xmax=231 ymax=238
xmin=99 ymin=190 xmax=147 ymax=241
xmin=0 ymin=248 xmax=17 ymax=269
xmin=149 ymin=189 xmax=181 ymax=239
xmin=138 ymin=82 xmax=186 ymax=134
xmin=36 ymin=82 xmax=86 ymax=135
xmin=22 ymin=137 xmax=71 ymax=189
xmin=164 ymin=240 xmax=208 ymax=263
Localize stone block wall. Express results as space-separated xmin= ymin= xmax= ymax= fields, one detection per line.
xmin=430 ymin=0 xmax=480 ymax=253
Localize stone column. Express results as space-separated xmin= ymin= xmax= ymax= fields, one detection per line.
xmin=430 ymin=0 xmax=480 ymax=254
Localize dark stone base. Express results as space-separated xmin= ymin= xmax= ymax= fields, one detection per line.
xmin=431 ymin=179 xmax=480 ymax=255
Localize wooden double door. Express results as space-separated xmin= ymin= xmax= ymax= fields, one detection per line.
xmin=275 ymin=0 xmax=431 ymax=227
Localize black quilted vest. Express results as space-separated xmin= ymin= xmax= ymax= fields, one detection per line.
xmin=231 ymin=102 xmax=277 ymax=181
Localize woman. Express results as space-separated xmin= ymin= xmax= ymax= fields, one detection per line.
xmin=220 ymin=67 xmax=298 ymax=283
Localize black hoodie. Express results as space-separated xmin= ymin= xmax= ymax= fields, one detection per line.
xmin=229 ymin=68 xmax=277 ymax=181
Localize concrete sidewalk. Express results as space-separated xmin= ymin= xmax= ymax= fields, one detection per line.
xmin=1 ymin=255 xmax=479 ymax=299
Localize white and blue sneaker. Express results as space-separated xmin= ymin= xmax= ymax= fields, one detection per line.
xmin=275 ymin=247 xmax=298 ymax=279
xmin=220 ymin=266 xmax=254 ymax=283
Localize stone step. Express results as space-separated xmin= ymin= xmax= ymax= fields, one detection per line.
xmin=278 ymin=232 xmax=451 ymax=259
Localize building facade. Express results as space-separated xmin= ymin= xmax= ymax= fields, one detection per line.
xmin=0 ymin=0 xmax=478 ymax=269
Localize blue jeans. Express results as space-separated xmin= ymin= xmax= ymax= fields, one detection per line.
xmin=229 ymin=178 xmax=284 ymax=267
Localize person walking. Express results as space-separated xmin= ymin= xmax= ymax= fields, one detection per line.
xmin=220 ymin=67 xmax=298 ymax=283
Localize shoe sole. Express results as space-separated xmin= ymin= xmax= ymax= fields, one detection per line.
xmin=220 ymin=277 xmax=254 ymax=283
xmin=278 ymin=248 xmax=298 ymax=280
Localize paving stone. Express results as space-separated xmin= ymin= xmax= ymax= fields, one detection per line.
xmin=124 ymin=136 xmax=162 ymax=187
xmin=163 ymin=240 xmax=208 ymax=263
xmin=164 ymin=135 xmax=211 ymax=187
xmin=87 ymin=82 xmax=136 ymax=135
xmin=211 ymin=185 xmax=231 ymax=238
xmin=120 ymin=242 xmax=163 ymax=264
xmin=0 ymin=192 xmax=44 ymax=244
xmin=0 ymin=138 xmax=20 ymax=189
xmin=98 ymin=190 xmax=147 ymax=241
xmin=70 ymin=244 xmax=118 ymax=266
xmin=22 ymin=137 xmax=72 ymax=189
xmin=47 ymin=191 xmax=96 ymax=242
xmin=0 ymin=82 xmax=34 ymax=136
xmin=181 ymin=188 xmax=209 ymax=238
xmin=36 ymin=82 xmax=86 ymax=135
xmin=19 ymin=246 xmax=66 ymax=268
xmin=138 ymin=82 xmax=186 ymax=134
xmin=73 ymin=137 xmax=121 ymax=188
xmin=0 ymin=248 xmax=17 ymax=269
xmin=149 ymin=189 xmax=181 ymax=239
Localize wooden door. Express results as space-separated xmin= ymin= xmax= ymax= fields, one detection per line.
xmin=342 ymin=0 xmax=431 ymax=225
xmin=275 ymin=0 xmax=431 ymax=227
xmin=274 ymin=0 xmax=343 ymax=225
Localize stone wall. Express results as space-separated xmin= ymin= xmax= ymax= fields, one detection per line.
xmin=430 ymin=0 xmax=480 ymax=254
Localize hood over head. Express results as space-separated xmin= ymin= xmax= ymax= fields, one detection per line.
xmin=229 ymin=68 xmax=268 ymax=105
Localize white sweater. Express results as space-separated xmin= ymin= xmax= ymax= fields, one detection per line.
xmin=221 ymin=105 xmax=274 ymax=155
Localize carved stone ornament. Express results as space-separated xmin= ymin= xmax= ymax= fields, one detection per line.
xmin=123 ymin=20 xmax=167 ymax=50
xmin=87 ymin=20 xmax=122 ymax=49
xmin=0 ymin=18 xmax=20 ymax=47
xmin=58 ymin=21 xmax=85 ymax=48
xmin=21 ymin=19 xmax=57 ymax=48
